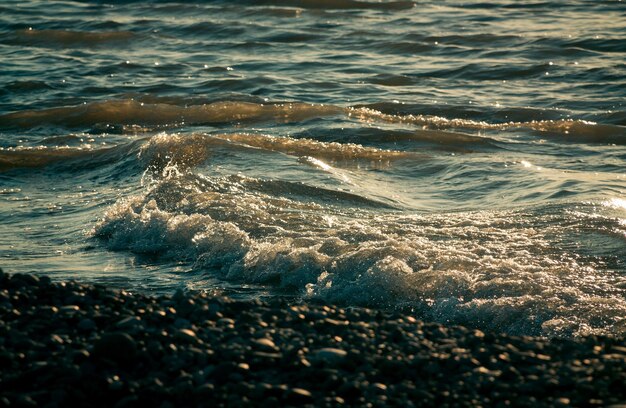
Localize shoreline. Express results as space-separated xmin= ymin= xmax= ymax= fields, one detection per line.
xmin=1 ymin=270 xmax=625 ymax=407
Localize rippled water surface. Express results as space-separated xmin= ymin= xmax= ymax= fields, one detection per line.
xmin=1 ymin=0 xmax=625 ymax=337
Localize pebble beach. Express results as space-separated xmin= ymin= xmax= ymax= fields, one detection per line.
xmin=2 ymin=269 xmax=626 ymax=407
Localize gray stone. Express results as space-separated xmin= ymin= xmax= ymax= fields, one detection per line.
xmin=175 ymin=328 xmax=198 ymax=343
xmin=312 ymin=348 xmax=348 ymax=365
xmin=252 ymin=338 xmax=278 ymax=352
xmin=115 ymin=316 xmax=142 ymax=330
xmin=92 ymin=332 xmax=137 ymax=363
xmin=78 ymin=318 xmax=96 ymax=331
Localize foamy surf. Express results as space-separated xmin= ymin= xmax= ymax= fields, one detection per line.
xmin=93 ymin=163 xmax=626 ymax=337
xmin=84 ymin=131 xmax=626 ymax=338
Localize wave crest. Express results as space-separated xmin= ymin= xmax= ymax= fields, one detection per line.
xmin=3 ymin=99 xmax=623 ymax=146
xmin=0 ymin=100 xmax=343 ymax=129
xmin=350 ymin=107 xmax=626 ymax=144
xmin=93 ymin=167 xmax=626 ymax=337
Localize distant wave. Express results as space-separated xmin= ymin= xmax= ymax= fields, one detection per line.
xmin=3 ymin=29 xmax=137 ymax=48
xmin=0 ymin=142 xmax=142 ymax=172
xmin=350 ymin=107 xmax=626 ymax=145
xmin=0 ymin=131 xmax=412 ymax=172
xmin=2 ymin=99 xmax=623 ymax=145
xmin=0 ymin=100 xmax=343 ymax=129
xmin=247 ymin=0 xmax=415 ymax=10
xmin=212 ymin=133 xmax=413 ymax=161
xmin=296 ymin=126 xmax=503 ymax=152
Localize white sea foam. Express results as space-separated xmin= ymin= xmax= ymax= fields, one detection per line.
xmin=94 ymin=144 xmax=626 ymax=337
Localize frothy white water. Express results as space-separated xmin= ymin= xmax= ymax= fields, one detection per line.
xmin=93 ymin=135 xmax=626 ymax=337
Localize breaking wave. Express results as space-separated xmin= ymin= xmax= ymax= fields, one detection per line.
xmin=94 ymin=167 xmax=626 ymax=338
xmin=90 ymin=132 xmax=626 ymax=338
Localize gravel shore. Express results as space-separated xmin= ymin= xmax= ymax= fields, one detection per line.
xmin=1 ymin=269 xmax=626 ymax=407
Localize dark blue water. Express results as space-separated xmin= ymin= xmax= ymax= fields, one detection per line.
xmin=1 ymin=0 xmax=625 ymax=337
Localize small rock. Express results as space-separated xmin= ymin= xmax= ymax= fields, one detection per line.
xmin=176 ymin=328 xmax=198 ymax=343
xmin=15 ymin=395 xmax=37 ymax=407
xmin=78 ymin=318 xmax=96 ymax=331
xmin=72 ymin=349 xmax=90 ymax=363
xmin=48 ymin=333 xmax=64 ymax=344
xmin=217 ymin=318 xmax=235 ymax=326
xmin=174 ymin=317 xmax=192 ymax=328
xmin=194 ymin=383 xmax=215 ymax=397
xmin=115 ymin=316 xmax=142 ymax=330
xmin=286 ymin=388 xmax=314 ymax=404
xmin=338 ymin=381 xmax=362 ymax=401
xmin=58 ymin=305 xmax=80 ymax=313
xmin=252 ymin=338 xmax=278 ymax=352
xmin=324 ymin=318 xmax=348 ymax=326
xmin=114 ymin=395 xmax=139 ymax=408
xmin=92 ymin=332 xmax=137 ymax=363
xmin=107 ymin=375 xmax=124 ymax=391
xmin=372 ymin=383 xmax=387 ymax=392
xmin=12 ymin=273 xmax=39 ymax=287
xmin=311 ymin=348 xmax=348 ymax=365
xmin=252 ymin=351 xmax=283 ymax=360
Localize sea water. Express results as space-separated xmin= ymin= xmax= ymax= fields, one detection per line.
xmin=0 ymin=0 xmax=624 ymax=337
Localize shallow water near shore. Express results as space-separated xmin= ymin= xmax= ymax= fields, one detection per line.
xmin=0 ymin=0 xmax=625 ymax=338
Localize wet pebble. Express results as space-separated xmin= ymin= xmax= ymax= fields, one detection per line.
xmin=92 ymin=332 xmax=137 ymax=363
xmin=311 ymin=348 xmax=348 ymax=365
